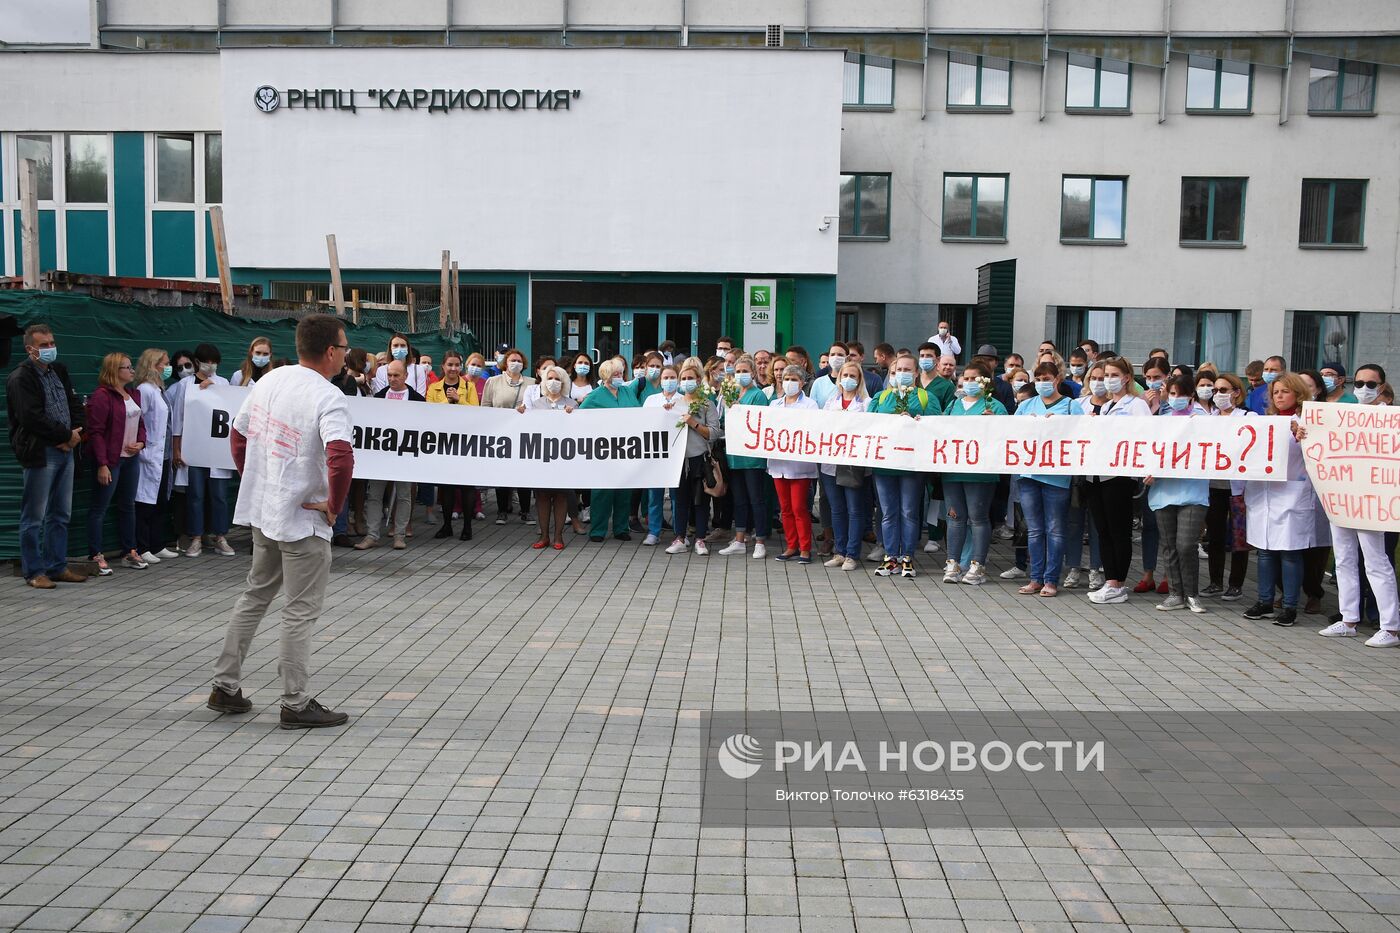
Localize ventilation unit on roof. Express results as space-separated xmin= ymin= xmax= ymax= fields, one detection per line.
xmin=765 ymin=25 xmax=783 ymax=48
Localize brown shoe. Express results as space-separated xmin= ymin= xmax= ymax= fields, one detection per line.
xmin=27 ymin=575 xmax=56 ymax=590
xmin=1304 ymin=597 xmax=1323 ymax=615
xmin=207 ymin=686 xmax=253 ymax=714
xmin=51 ymin=569 xmax=88 ymax=583
xmin=392 ymin=535 xmax=407 ymax=550
xmin=353 ymin=536 xmax=378 ymax=550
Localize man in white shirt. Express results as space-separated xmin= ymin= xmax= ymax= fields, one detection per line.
xmin=928 ymin=321 xmax=961 ymax=360
xmin=209 ymin=314 xmax=355 ymax=729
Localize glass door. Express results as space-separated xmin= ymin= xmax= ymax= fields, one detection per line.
xmin=557 ymin=309 xmax=698 ymax=362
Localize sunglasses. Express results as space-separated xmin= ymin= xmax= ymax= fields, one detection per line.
xmin=1354 ymin=380 xmax=1382 ymax=390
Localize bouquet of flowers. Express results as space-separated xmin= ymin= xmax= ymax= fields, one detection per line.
xmin=718 ymin=376 xmax=742 ymax=409
xmin=893 ymin=381 xmax=912 ymax=416
xmin=679 ymin=381 xmax=716 ymax=428
xmin=977 ymin=376 xmax=996 ymax=413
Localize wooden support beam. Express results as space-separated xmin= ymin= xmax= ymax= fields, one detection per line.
xmin=439 ymin=250 xmax=451 ymax=331
xmin=351 ymin=288 xmax=361 ymax=326
xmin=327 ymin=234 xmax=345 ymax=316
xmin=406 ymin=287 xmax=417 ymax=333
xmin=19 ymin=159 xmax=39 ymax=290
xmin=450 ymin=261 xmax=461 ymax=330
xmin=208 ymin=205 xmax=234 ymax=314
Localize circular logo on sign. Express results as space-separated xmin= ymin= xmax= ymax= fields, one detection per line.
xmin=717 ymin=733 xmax=763 ymax=780
xmin=253 ymin=85 xmax=281 ymax=113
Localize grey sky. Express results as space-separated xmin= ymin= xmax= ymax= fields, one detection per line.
xmin=0 ymin=0 xmax=89 ymax=44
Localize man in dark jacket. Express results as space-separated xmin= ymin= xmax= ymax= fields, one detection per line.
xmin=6 ymin=324 xmax=88 ymax=588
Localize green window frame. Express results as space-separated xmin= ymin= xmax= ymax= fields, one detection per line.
xmin=1060 ymin=176 xmax=1126 ymax=243
xmin=1179 ymin=177 xmax=1247 ymax=245
xmin=1172 ymin=309 xmax=1238 ymax=369
xmin=838 ymin=173 xmax=891 ymax=240
xmin=941 ymin=173 xmax=1008 ymax=241
xmin=1289 ymin=311 xmax=1357 ymax=371
xmin=1055 ymin=307 xmax=1121 ymax=356
xmin=1065 ymin=54 xmax=1132 ymax=111
xmin=843 ymin=53 xmax=895 ymax=108
xmin=1185 ymin=56 xmax=1253 ymax=113
xmin=947 ymin=52 xmax=1012 ymax=110
xmin=1307 ymin=56 xmax=1377 ymax=114
xmin=1299 ymin=179 xmax=1367 ymax=247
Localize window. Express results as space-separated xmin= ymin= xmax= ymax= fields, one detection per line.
xmin=16 ymin=134 xmax=54 ymax=200
xmin=947 ymin=52 xmax=1011 ymax=109
xmin=156 ymin=133 xmax=195 ymax=203
xmin=1055 ymin=307 xmax=1121 ymax=356
xmin=1308 ymin=57 xmax=1376 ymax=113
xmin=63 ymin=134 xmax=109 ymax=203
xmin=838 ymin=173 xmax=891 ymax=239
xmin=1290 ymin=311 xmax=1356 ymax=371
xmin=1180 ymin=177 xmax=1246 ymax=244
xmin=843 ymin=53 xmax=894 ymax=107
xmin=1066 ymin=54 xmax=1130 ymax=110
xmin=1186 ymin=56 xmax=1252 ymax=112
xmin=1299 ymin=179 xmax=1366 ymax=247
xmin=1173 ymin=310 xmax=1238 ymax=369
xmin=1060 ymin=176 xmax=1126 ymax=242
xmin=941 ymin=174 xmax=1007 ymax=240
xmin=204 ymin=134 xmax=222 ymax=203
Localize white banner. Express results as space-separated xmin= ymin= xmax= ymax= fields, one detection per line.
xmin=1299 ymin=401 xmax=1400 ymax=531
xmin=182 ymin=386 xmax=687 ymax=489
xmin=728 ymin=403 xmax=1291 ymax=480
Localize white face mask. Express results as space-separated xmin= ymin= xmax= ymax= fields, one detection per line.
xmin=1213 ymin=392 xmax=1234 ymax=410
xmin=1104 ymin=376 xmax=1124 ymax=395
xmin=1356 ymin=386 xmax=1381 ymax=404
xmin=1089 ymin=380 xmax=1107 ymax=397
xmin=544 ymin=379 xmax=563 ymax=395
xmin=507 ymin=360 xmax=523 ymax=374
xmin=828 ymin=355 xmax=846 ymax=371
xmin=1196 ymin=385 xmax=1213 ymax=401
xmin=782 ymin=381 xmax=801 ymax=397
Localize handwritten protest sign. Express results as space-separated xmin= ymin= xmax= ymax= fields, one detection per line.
xmin=1299 ymin=401 xmax=1400 ymax=532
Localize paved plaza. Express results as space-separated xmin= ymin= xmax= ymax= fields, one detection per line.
xmin=3 ymin=517 xmax=1400 ymax=933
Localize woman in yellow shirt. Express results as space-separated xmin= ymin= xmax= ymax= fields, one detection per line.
xmin=426 ymin=350 xmax=478 ymax=541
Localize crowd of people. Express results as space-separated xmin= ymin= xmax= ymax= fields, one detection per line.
xmin=8 ymin=322 xmax=1399 ymax=647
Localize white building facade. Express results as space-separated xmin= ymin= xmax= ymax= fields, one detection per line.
xmin=1 ymin=0 xmax=1398 ymax=376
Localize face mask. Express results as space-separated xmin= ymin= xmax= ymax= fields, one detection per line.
xmin=918 ymin=357 xmax=934 ymax=372
xmin=544 ymin=379 xmax=563 ymax=395
xmin=178 ymin=364 xmax=194 ymax=377
xmin=466 ymin=364 xmax=481 ymax=377
xmin=1262 ymin=371 xmax=1280 ymax=384
xmin=661 ymin=378 xmax=679 ymax=394
xmin=960 ymin=382 xmax=980 ymax=397
xmin=1213 ymin=392 xmax=1234 ymax=410
xmin=783 ymin=381 xmax=801 ymax=397
xmin=609 ymin=376 xmax=625 ymax=389
xmin=829 ymin=355 xmax=846 ymax=371
xmin=36 ymin=346 xmax=58 ymax=364
xmin=198 ymin=362 xmax=217 ymax=377
xmin=161 ymin=365 xmax=173 ymax=380
xmin=840 ymin=376 xmax=859 ymax=392
xmin=646 ymin=366 xmax=660 ymax=380
xmin=736 ymin=372 xmax=753 ymax=387
xmin=507 ymin=360 xmax=523 ymax=374
xmin=391 ymin=346 xmax=408 ymax=361
xmin=495 ymin=354 xmax=505 ymax=365
xmin=1090 ymin=380 xmax=1107 ymax=397
xmin=1035 ymin=381 xmax=1055 ymax=397
xmin=1146 ymin=379 xmax=1164 ymax=391
xmin=1196 ymin=385 xmax=1214 ymax=401
xmin=575 ymin=363 xmax=590 ymax=375
xmin=679 ymin=378 xmax=698 ymax=394
xmin=633 ymin=368 xmax=645 ymax=380
xmin=895 ymin=371 xmax=914 ymax=388
xmin=938 ymin=327 xmax=949 ymax=336
xmin=1168 ymin=396 xmax=1190 ymax=412
xmin=1323 ymin=375 xmax=1338 ymax=392
xmin=1356 ymin=386 xmax=1380 ymax=405
xmin=1012 ymin=380 xmax=1028 ymax=393
xmin=252 ymin=354 xmax=270 ymax=368
xmin=1104 ymin=376 xmax=1124 ymax=394
xmin=1070 ymin=365 xmax=1085 ymax=377
xmin=724 ymin=365 xmax=735 ymax=376
xmin=716 ymin=349 xmax=729 ymax=359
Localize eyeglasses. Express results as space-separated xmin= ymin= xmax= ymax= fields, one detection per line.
xmin=1354 ymin=380 xmax=1382 ymax=390
xmin=333 ymin=344 xmax=350 ymax=352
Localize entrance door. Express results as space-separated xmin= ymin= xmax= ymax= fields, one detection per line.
xmin=557 ymin=308 xmax=698 ymax=362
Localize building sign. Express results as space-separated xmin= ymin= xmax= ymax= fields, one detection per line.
xmin=744 ymin=279 xmax=777 ymax=351
xmin=251 ymin=85 xmax=582 ymax=114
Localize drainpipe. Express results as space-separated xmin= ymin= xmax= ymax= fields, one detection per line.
xmin=1039 ymin=0 xmax=1050 ymax=121
xmin=1279 ymin=0 xmax=1296 ymax=125
xmin=562 ymin=0 xmax=568 ymax=46
xmin=1157 ymin=0 xmax=1171 ymax=124
xmin=920 ymin=0 xmax=930 ymax=119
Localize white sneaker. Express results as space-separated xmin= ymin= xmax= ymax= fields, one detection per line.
xmin=999 ymin=566 xmax=1027 ymax=580
xmin=841 ymin=558 xmax=857 ymax=571
xmin=184 ymin=539 xmax=203 ymax=558
xmin=1365 ymin=631 xmax=1400 ymax=648
xmin=1155 ymin=594 xmax=1185 ymax=612
xmin=752 ymin=542 xmax=767 ymax=559
xmin=212 ymin=536 xmax=235 ymax=557
xmin=1186 ymin=597 xmax=1207 ymax=614
xmin=923 ymin=540 xmax=941 ymax=554
xmin=961 ymin=562 xmax=987 ymax=586
xmin=474 ymin=511 xmax=486 ymax=521
xmin=139 ymin=551 xmax=161 ymax=564
xmin=1319 ymin=621 xmax=1357 ymax=637
xmin=580 ymin=507 xmax=591 ymax=522
xmin=866 ymin=548 xmax=886 ymax=563
xmin=1089 ymin=569 xmax=1106 ymax=591
xmin=642 ymin=534 xmax=659 ymax=546
xmin=155 ymin=548 xmax=180 ymax=560
xmin=1090 ymin=585 xmax=1128 ymax=605
xmin=942 ymin=560 xmax=963 ymax=584
xmin=823 ymin=555 xmax=845 ymax=568
xmin=1062 ymin=568 xmax=1083 ymax=589
xmin=694 ymin=540 xmax=709 ymax=556
xmin=717 ymin=540 xmax=746 ymax=556
xmin=664 ymin=539 xmax=688 ymax=554
xmin=994 ymin=525 xmax=1014 ymax=540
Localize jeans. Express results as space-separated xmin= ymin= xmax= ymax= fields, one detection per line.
xmin=1205 ymin=487 xmax=1248 ymax=589
xmin=820 ymin=471 xmax=867 ymax=559
xmin=187 ymin=466 xmax=230 ymax=536
xmin=87 ymin=456 xmax=140 ymax=556
xmin=1064 ymin=501 xmax=1102 ymax=570
xmin=1155 ymin=504 xmax=1207 ymax=599
xmin=945 ymin=481 xmax=995 ymax=567
xmin=730 ymin=468 xmax=771 ymax=539
xmin=1020 ymin=480 xmax=1070 ymax=585
xmin=1139 ymin=495 xmax=1159 ymax=574
xmin=674 ymin=458 xmax=709 ymax=541
xmin=645 ymin=489 xmax=665 ymax=538
xmin=333 ymin=499 xmax=350 ymax=536
xmin=874 ymin=472 xmax=923 ymax=560
xmin=19 ymin=446 xmax=75 ymax=580
xmin=1257 ymin=548 xmax=1304 ymax=609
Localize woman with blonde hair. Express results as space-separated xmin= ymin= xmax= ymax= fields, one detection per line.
xmin=579 ymin=357 xmax=641 ymax=540
xmin=481 ymin=346 xmax=535 ymax=526
xmin=1084 ymin=356 xmax=1152 ymax=604
xmin=719 ymin=354 xmax=772 ymax=558
xmin=522 ymin=365 xmax=578 ymax=549
xmin=85 ymin=352 xmax=147 ymax=573
xmin=229 ymin=335 xmax=273 ymax=387
xmin=657 ymin=361 xmax=723 ymax=555
xmin=819 ymin=359 xmax=874 ymax=570
xmin=132 ymin=348 xmax=178 ymax=564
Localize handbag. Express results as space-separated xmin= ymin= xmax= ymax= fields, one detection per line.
xmin=701 ymin=453 xmax=728 ymax=497
xmin=835 ymin=464 xmax=867 ymax=489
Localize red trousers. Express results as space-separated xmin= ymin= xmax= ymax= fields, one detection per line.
xmin=773 ymin=477 xmax=813 ymax=554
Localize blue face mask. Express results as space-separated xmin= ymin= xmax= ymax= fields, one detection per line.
xmin=1146 ymin=379 xmax=1164 ymax=391
xmin=736 ymin=372 xmax=753 ymax=387
xmin=679 ymin=378 xmax=698 ymax=394
xmin=1168 ymin=396 xmax=1190 ymax=412
xmin=162 ymin=365 xmax=172 ymax=380
xmin=840 ymin=376 xmax=859 ymax=392
xmin=960 ymin=381 xmax=981 ymax=397
xmin=646 ymin=366 xmax=660 ymax=380
xmin=467 ymin=364 xmax=483 ymax=377
xmin=1262 ymin=371 xmax=1280 ymax=384
xmin=724 ymin=365 xmax=735 ymax=376
xmin=37 ymin=346 xmax=57 ymax=364
xmin=895 ymin=371 xmax=914 ymax=387
xmin=575 ymin=363 xmax=590 ymax=375
xmin=1035 ymin=381 xmax=1055 ymax=397
xmin=252 ymin=354 xmax=270 ymax=368
xmin=918 ymin=357 xmax=935 ymax=371
xmin=1323 ymin=375 xmax=1338 ymax=391
xmin=661 ymin=378 xmax=679 ymax=394
xmin=391 ymin=346 xmax=408 ymax=361
xmin=609 ymin=376 xmax=625 ymax=389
